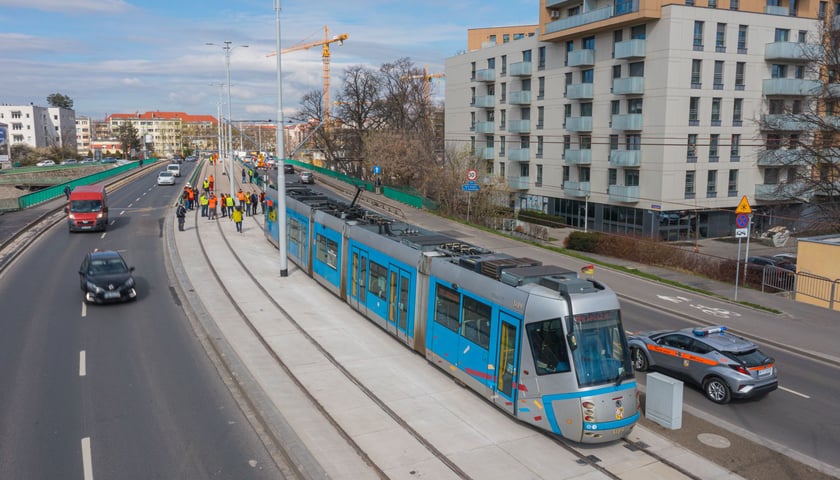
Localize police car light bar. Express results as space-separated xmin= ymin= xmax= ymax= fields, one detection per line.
xmin=692 ymin=326 xmax=727 ymax=336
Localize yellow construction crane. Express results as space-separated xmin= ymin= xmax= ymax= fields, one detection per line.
xmin=267 ymin=25 xmax=348 ymax=126
xmin=403 ymin=65 xmax=445 ymax=103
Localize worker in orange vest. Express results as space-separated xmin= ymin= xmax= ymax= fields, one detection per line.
xmin=208 ymin=193 xmax=218 ymax=220
xmin=208 ymin=174 xmax=215 ymax=192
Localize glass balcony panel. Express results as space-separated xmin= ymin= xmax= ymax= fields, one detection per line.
xmin=764 ymin=42 xmax=823 ymax=62
xmin=480 ymin=147 xmax=495 ymax=160
xmin=546 ymin=5 xmax=616 ymax=34
xmin=508 ymin=147 xmax=531 ymax=162
xmin=509 ymin=61 xmax=532 ymax=76
xmin=508 ymin=176 xmax=530 ymax=190
xmin=755 ymin=182 xmax=810 ymax=200
xmin=474 ymin=68 xmax=495 ymax=82
xmin=566 ymin=116 xmax=593 ymax=132
xmin=764 ymin=5 xmax=789 ymax=15
xmin=614 ymin=39 xmax=646 ymax=59
xmin=608 ymin=185 xmax=640 ymax=203
xmin=508 ymin=119 xmax=531 ymax=133
xmin=611 ymin=113 xmax=644 ymax=130
xmin=567 ymin=49 xmax=595 ymax=67
xmin=762 ymin=78 xmax=821 ymax=96
xmin=474 ymin=121 xmax=495 ymax=134
xmin=563 ymin=181 xmax=591 ymax=197
xmin=509 ymin=90 xmax=532 ymax=105
xmin=566 ymin=83 xmax=594 ymax=99
xmin=757 ymin=149 xmax=806 ymax=166
xmin=609 ymin=149 xmax=641 ymax=167
xmin=761 ymin=114 xmax=814 ymax=131
xmin=473 ymin=95 xmax=496 ymax=108
xmin=612 ymin=77 xmax=645 ymax=95
xmin=564 ymin=148 xmax=592 ymax=164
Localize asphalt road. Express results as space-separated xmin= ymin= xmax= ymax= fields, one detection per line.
xmin=0 ymin=166 xmax=284 ymax=479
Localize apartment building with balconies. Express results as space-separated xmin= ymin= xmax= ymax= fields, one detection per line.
xmin=0 ymin=105 xmax=77 ymax=151
xmin=446 ymin=0 xmax=824 ymax=239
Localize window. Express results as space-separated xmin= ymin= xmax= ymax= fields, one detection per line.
xmin=580 ymin=135 xmax=592 ymax=149
xmin=527 ymin=319 xmax=571 ymax=375
xmin=625 ymin=170 xmax=640 ymax=187
xmin=537 ymin=106 xmax=544 ymax=129
xmin=608 ymin=168 xmax=617 ymax=186
xmin=582 ymin=36 xmax=595 ymax=50
xmin=691 ymin=59 xmax=702 ymax=88
xmin=688 ymin=134 xmax=698 ymax=160
xmin=730 ymin=0 xmax=739 ymax=9
xmin=580 ymin=102 xmax=593 ymax=117
xmin=503 ymin=33 xmax=510 ymax=43
xmin=582 ymin=69 xmax=594 ymax=83
xmin=563 ymin=165 xmax=570 ymax=183
xmin=685 ymin=170 xmax=696 ymax=198
xmin=707 ymin=170 xmax=718 ymax=197
xmin=716 ymin=23 xmax=726 ymax=52
xmin=501 ymin=55 xmax=507 ymax=75
xmin=769 ymin=99 xmax=785 ymax=114
xmin=487 ymin=57 xmax=495 ymax=69
xmin=610 ymin=134 xmax=619 ymax=150
xmin=709 ymin=134 xmax=720 ymax=160
xmin=611 ymin=100 xmax=620 ymax=115
xmin=775 ymin=28 xmax=789 ymax=42
xmin=795 ymin=65 xmax=805 ymax=79
xmin=315 ymin=234 xmax=338 ymax=269
xmin=798 ymin=30 xmax=807 ymax=43
xmin=731 ymin=134 xmax=741 ymax=160
xmin=708 ymin=0 xmax=718 ymax=7
xmin=628 ymin=98 xmax=643 ymax=114
xmin=564 ymin=72 xmax=573 ymax=95
xmin=792 ymin=99 xmax=802 ymax=114
xmin=713 ymin=61 xmax=724 ymax=89
xmin=737 ymin=25 xmax=748 ymax=53
xmin=694 ymin=21 xmax=704 ymax=50
xmin=819 ymin=1 xmax=827 ymax=18
xmin=563 ymin=104 xmax=571 ymax=126
xmin=613 ymin=30 xmax=623 ymax=57
xmin=463 ymin=296 xmax=491 ymax=349
xmin=500 ymin=109 xmax=507 ymax=129
xmin=470 ymin=112 xmax=476 ymax=130
xmin=565 ymin=41 xmax=574 ymax=65
xmin=434 ymin=284 xmax=461 ymax=333
xmin=711 ymin=97 xmax=722 ymax=125
xmin=523 ymin=49 xmax=532 ymax=62
xmin=500 ymin=135 xmax=506 ymax=155
xmin=538 ymin=76 xmax=545 ymax=99
xmin=563 ymin=135 xmax=571 ymax=154
xmin=772 ymin=64 xmax=787 ymax=79
xmin=537 ymin=136 xmax=544 ymax=157
xmin=626 ymin=134 xmax=641 ymax=150
xmin=613 ymin=64 xmax=622 ymax=79
xmin=735 ymin=62 xmax=745 ymax=90
xmin=580 ymin=166 xmax=591 ymax=182
xmin=631 ymin=25 xmax=646 ymax=39
xmin=536 ymin=164 xmax=543 ymax=185
xmin=538 ymin=46 xmax=546 ymax=69
xmin=628 ymin=61 xmax=645 ymax=76
xmin=470 ymin=61 xmax=476 ymax=80
xmin=728 ymin=169 xmax=739 ymax=196
xmin=733 ymin=98 xmax=743 ymax=126
xmin=689 ymin=97 xmax=700 ymax=125
xmin=500 ymin=82 xmax=507 ymax=102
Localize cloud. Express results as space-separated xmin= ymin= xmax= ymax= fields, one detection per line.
xmin=0 ymin=0 xmax=133 ymax=14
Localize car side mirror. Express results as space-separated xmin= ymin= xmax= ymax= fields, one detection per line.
xmin=566 ymin=333 xmax=578 ymax=351
xmin=130 ymin=266 xmax=135 ymax=272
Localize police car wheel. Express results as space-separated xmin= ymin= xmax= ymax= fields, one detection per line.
xmin=630 ymin=347 xmax=648 ymax=372
xmin=703 ymin=377 xmax=731 ymax=404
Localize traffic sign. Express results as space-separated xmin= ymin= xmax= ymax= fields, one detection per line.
xmin=735 ymin=213 xmax=749 ymax=228
xmin=462 ymin=182 xmax=480 ymax=192
xmin=735 ymin=228 xmax=748 ymax=238
xmin=735 ymin=195 xmax=752 ymax=214
xmin=467 ymin=169 xmax=478 ymax=181
xmin=373 ymin=165 xmax=381 ymax=175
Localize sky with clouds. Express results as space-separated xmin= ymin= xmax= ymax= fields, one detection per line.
xmin=0 ymin=0 xmax=537 ymax=121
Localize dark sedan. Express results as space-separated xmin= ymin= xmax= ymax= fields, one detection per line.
xmin=78 ymin=250 xmax=137 ymax=303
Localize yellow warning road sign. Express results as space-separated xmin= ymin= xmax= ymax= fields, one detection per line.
xmin=735 ymin=195 xmax=752 ymax=214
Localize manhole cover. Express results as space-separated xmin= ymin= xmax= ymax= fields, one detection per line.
xmin=697 ymin=433 xmax=731 ymax=448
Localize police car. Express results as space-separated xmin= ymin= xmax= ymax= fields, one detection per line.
xmin=628 ymin=326 xmax=777 ymax=404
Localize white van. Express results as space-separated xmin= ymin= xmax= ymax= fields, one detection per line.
xmin=166 ymin=164 xmax=181 ymax=177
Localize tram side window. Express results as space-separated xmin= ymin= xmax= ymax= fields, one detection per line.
xmin=315 ymin=234 xmax=338 ymax=269
xmin=527 ymin=319 xmax=571 ymax=375
xmin=462 ymin=296 xmax=491 ymax=349
xmin=434 ymin=284 xmax=461 ymax=333
xmin=369 ymin=261 xmax=388 ymax=299
xmin=289 ymin=218 xmax=302 ymax=250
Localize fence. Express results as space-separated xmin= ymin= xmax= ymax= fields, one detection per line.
xmin=15 ymin=161 xmax=143 ymax=210
xmin=793 ymin=271 xmax=840 ymax=311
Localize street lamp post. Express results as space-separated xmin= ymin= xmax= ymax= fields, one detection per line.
xmin=275 ymin=0 xmax=288 ymax=277
xmin=207 ymin=41 xmax=248 ymax=198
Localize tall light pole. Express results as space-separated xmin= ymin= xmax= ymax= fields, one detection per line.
xmin=207 ymin=41 xmax=248 ymax=198
xmin=210 ymin=83 xmax=225 ymax=172
xmin=275 ymin=0 xmax=288 ymax=276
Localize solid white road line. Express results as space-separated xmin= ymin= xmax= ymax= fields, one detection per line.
xmin=81 ymin=437 xmax=94 ymax=480
xmin=81 ymin=302 xmax=87 ymax=317
xmin=79 ymin=350 xmax=86 ymax=376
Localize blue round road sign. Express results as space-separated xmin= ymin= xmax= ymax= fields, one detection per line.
xmin=735 ymin=213 xmax=749 ymax=228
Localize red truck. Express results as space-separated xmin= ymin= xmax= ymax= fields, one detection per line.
xmin=67 ymin=184 xmax=109 ymax=232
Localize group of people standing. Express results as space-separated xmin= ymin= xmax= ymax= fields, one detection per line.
xmin=176 ymin=171 xmax=266 ymax=234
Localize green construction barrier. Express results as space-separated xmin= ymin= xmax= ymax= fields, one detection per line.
xmin=16 ymin=161 xmax=146 ymax=209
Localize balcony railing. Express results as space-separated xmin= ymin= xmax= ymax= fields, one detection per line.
xmin=474 ymin=68 xmax=495 ymax=82
xmin=474 ymin=121 xmax=495 ymax=134
xmin=509 ymin=61 xmax=532 ymax=76
xmin=473 ymin=95 xmax=496 ymax=108
xmin=563 ymin=181 xmax=591 ymax=197
xmin=566 ymin=116 xmax=593 ymax=132
xmin=614 ymin=39 xmax=646 ymax=59
xmin=508 ymin=147 xmax=531 ymax=162
xmin=764 ymin=4 xmax=789 ymax=15
xmin=761 ymin=114 xmax=815 ymax=131
xmin=755 ymin=182 xmax=809 ymax=200
xmin=564 ymin=148 xmax=592 ymax=164
xmin=508 ymin=119 xmax=531 ymax=133
xmin=507 ymin=176 xmax=530 ymax=190
xmin=608 ymin=185 xmax=640 ymax=203
xmin=609 ymin=149 xmax=641 ymax=167
xmin=480 ymin=147 xmax=495 ymax=160
xmin=757 ymin=148 xmax=806 ymax=166
xmin=567 ymin=49 xmax=595 ymax=67
xmin=546 ymin=0 xmax=638 ymax=34
xmin=566 ymin=83 xmax=594 ymax=99
xmin=612 ymin=77 xmax=645 ymax=95
xmin=509 ymin=90 xmax=532 ymax=105
xmin=765 ymin=42 xmax=823 ymax=62
xmin=763 ymin=78 xmax=821 ymax=96
xmin=611 ymin=113 xmax=644 ymax=130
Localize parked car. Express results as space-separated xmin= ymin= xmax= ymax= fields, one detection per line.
xmin=80 ymin=158 xmax=96 ymax=164
xmin=36 ymin=159 xmax=56 ymax=167
xmin=78 ymin=250 xmax=137 ymax=303
xmin=157 ymin=171 xmax=176 ymax=186
xmin=628 ymin=326 xmax=777 ymax=404
xmin=746 ymin=256 xmax=777 ymax=267
xmin=100 ymin=157 xmax=117 ymax=164
xmin=299 ymin=171 xmax=314 ymax=184
xmin=62 ymin=158 xmax=78 ymax=165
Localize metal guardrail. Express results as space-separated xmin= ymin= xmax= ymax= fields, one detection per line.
xmin=793 ymin=271 xmax=839 ymax=310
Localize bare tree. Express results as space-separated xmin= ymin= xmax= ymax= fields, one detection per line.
xmin=757 ymin=19 xmax=840 ymax=230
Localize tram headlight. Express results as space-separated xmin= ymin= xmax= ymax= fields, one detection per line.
xmin=581 ymin=401 xmax=596 ymax=422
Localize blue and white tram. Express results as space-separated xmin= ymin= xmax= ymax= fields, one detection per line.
xmin=264 ymin=186 xmax=639 ymax=443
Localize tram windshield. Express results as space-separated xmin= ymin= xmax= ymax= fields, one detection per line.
xmin=567 ymin=310 xmax=634 ymax=388
xmin=526 ymin=319 xmax=571 ymax=375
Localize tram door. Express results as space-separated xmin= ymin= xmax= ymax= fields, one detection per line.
xmin=387 ymin=267 xmax=412 ymax=342
xmin=494 ymin=313 xmax=519 ymax=415
xmin=348 ymin=247 xmax=368 ymax=313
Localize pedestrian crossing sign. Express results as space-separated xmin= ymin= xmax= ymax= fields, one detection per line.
xmin=735 ymin=195 xmax=752 ymax=214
